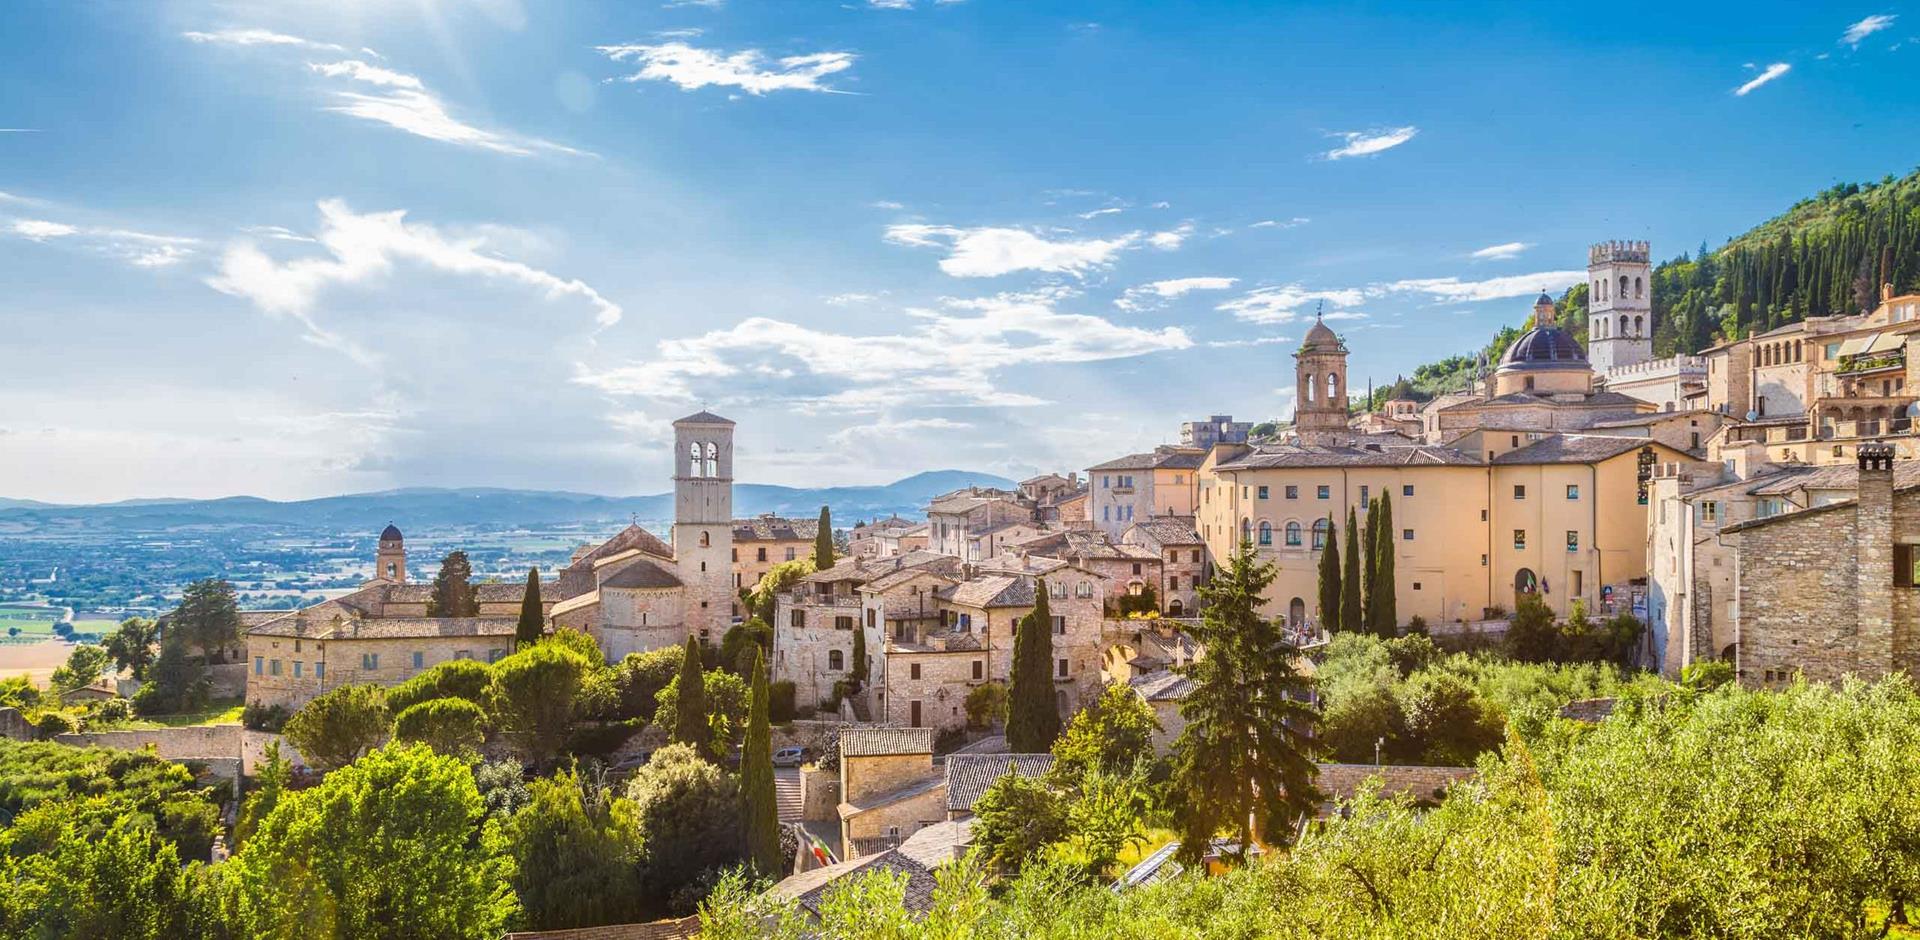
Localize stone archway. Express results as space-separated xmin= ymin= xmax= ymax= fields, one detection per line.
xmin=1288 ymin=597 xmax=1306 ymax=627
xmin=1514 ymin=568 xmax=1538 ymax=602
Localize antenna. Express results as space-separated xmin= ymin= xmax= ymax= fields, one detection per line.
xmin=1315 ymin=300 xmax=1324 ymax=321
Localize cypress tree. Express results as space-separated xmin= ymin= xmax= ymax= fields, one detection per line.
xmin=813 ymin=505 xmax=835 ymax=569
xmin=1340 ymin=508 xmax=1363 ymax=642
xmin=1316 ymin=514 xmax=1342 ymax=633
xmin=426 ymin=550 xmax=477 ymax=618
xmin=672 ymin=636 xmax=711 ymax=758
xmin=1361 ymin=499 xmax=1380 ymax=632
xmin=741 ymin=648 xmax=782 ymax=876
xmin=515 ymin=567 xmax=544 ymax=650
xmin=1372 ymin=493 xmax=1398 ymax=636
xmin=1006 ymin=579 xmax=1061 ymax=752
xmin=850 ymin=620 xmax=868 ymax=690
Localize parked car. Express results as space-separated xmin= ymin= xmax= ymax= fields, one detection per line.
xmin=609 ymin=750 xmax=653 ymax=777
xmin=772 ymin=746 xmax=811 ymax=767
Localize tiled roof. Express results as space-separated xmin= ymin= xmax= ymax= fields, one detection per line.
xmin=674 ymin=410 xmax=734 ymax=425
xmin=1087 ymin=447 xmax=1207 ymax=472
xmin=1721 ymin=482 xmax=1920 ymax=534
xmin=802 ymin=551 xmax=958 ymax=585
xmin=1125 ymin=517 xmax=1203 ymax=546
xmin=1742 ymin=462 xmax=1920 ymax=495
xmin=1217 ymin=442 xmax=1481 ymax=469
xmin=733 ymin=515 xmax=819 ymax=541
xmin=944 ymin=753 xmax=1055 ymax=812
xmin=859 ymin=566 xmax=958 ymax=594
xmin=254 ymin=616 xmax=519 ymax=640
xmin=599 ymin=558 xmax=683 ymax=590
xmin=938 ymin=575 xmax=1035 ymax=609
xmin=770 ymin=850 xmax=938 ymax=918
xmin=1129 ymin=669 xmax=1194 ymax=702
xmin=504 ymin=917 xmax=699 ymax=940
xmin=380 ymin=582 xmax=531 ymax=604
xmin=1586 ymin=412 xmax=1698 ymax=428
xmin=895 ymin=818 xmax=975 ymax=869
xmin=840 ymin=726 xmax=934 ymax=757
xmin=1489 ymin=434 xmax=1654 ymax=465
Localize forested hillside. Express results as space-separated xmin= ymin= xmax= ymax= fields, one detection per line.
xmin=1373 ymin=168 xmax=1920 ymax=411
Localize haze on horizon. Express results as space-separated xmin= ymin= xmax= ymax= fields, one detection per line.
xmin=2 ymin=1 xmax=1915 ymax=504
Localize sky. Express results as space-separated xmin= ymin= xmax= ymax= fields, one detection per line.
xmin=2 ymin=1 xmax=1917 ymax=504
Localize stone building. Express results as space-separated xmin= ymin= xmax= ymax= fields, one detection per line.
xmin=1292 ymin=315 xmax=1351 ymax=445
xmin=1120 ymin=517 xmax=1208 ymax=616
xmin=732 ymin=513 xmax=819 ymax=600
xmin=836 ymin=728 xmax=946 ymax=858
xmin=772 ymin=551 xmax=964 ymax=709
xmin=1723 ymin=443 xmax=1920 ymax=684
xmin=1085 ymin=447 xmax=1205 ymax=535
xmin=925 ymin=488 xmax=1036 ymax=559
xmin=849 ymin=515 xmax=914 ymax=557
xmin=1585 ymin=240 xmax=1654 ymax=375
xmin=1004 ymin=528 xmax=1164 ymax=610
xmin=1180 ymin=414 xmax=1253 ymax=450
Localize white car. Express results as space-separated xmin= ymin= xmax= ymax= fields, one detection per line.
xmin=772 ymin=746 xmax=809 ymax=767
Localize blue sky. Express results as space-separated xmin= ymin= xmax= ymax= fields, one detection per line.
xmin=2 ymin=1 xmax=1916 ymax=502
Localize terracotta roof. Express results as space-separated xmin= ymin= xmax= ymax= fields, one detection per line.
xmin=1489 ymin=434 xmax=1655 ymax=465
xmin=944 ymin=754 xmax=1054 ymax=812
xmin=1087 ymin=448 xmax=1207 ymax=472
xmin=600 ymin=558 xmax=683 ymax=590
xmin=769 ymin=850 xmax=938 ymax=918
xmin=1217 ymin=442 xmax=1481 ymax=469
xmin=1125 ymin=517 xmax=1203 ymax=546
xmin=840 ymin=726 xmax=934 ymax=757
xmin=733 ymin=515 xmax=819 ymax=542
xmin=505 ymin=916 xmax=699 ymax=940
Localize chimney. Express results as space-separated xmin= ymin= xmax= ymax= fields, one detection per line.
xmin=1886 ymin=282 xmax=1897 ymax=304
xmin=1856 ymin=441 xmax=1896 ymax=676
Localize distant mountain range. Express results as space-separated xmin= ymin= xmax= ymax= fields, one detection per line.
xmin=0 ymin=470 xmax=1016 ymax=533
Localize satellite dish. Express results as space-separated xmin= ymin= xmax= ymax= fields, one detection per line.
xmin=1906 ymin=402 xmax=1920 ymax=419
xmin=1745 ymin=410 xmax=1760 ymax=422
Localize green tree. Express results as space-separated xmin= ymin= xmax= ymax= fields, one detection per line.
xmin=965 ymin=681 xmax=1008 ymax=729
xmin=392 ymin=697 xmax=488 ymax=757
xmin=0 ymin=814 xmax=202 ymax=939
xmin=1361 ymin=498 xmax=1381 ymax=633
xmin=171 ymin=578 xmax=241 ymax=663
xmin=503 ymin=770 xmax=643 ymax=930
xmin=1317 ymin=514 xmax=1342 ymax=633
xmin=624 ymin=743 xmax=744 ymax=915
xmin=655 ymin=667 xmax=750 ymax=756
xmin=102 ymin=616 xmax=159 ymax=680
xmin=1504 ymin=592 xmax=1559 ymax=664
xmin=283 ymin=684 xmax=391 ymax=772
xmin=487 ymin=643 xmax=589 ymax=766
xmin=850 ymin=620 xmax=868 ymax=690
xmin=515 ymin=566 xmax=544 ymax=650
xmin=970 ymin=768 xmax=1069 ymax=875
xmin=813 ymin=504 xmax=835 ymax=569
xmin=426 ymin=550 xmax=478 ymax=618
xmin=1341 ymin=509 xmax=1363 ymax=637
xmin=607 ymin=647 xmax=683 ymax=722
xmin=224 ymin=743 xmax=518 ymax=938
xmin=1371 ymin=492 xmax=1397 ymax=636
xmin=718 ymin=618 xmax=771 ymax=677
xmin=741 ymin=649 xmax=782 ymax=876
xmin=1049 ymin=681 xmax=1160 ymax=782
xmin=50 ymin=644 xmax=110 ymax=694
xmin=1006 ymin=579 xmax=1062 ymax=753
xmin=386 ymin=657 xmax=492 ymax=714
xmin=131 ymin=636 xmax=206 ymax=716
xmin=1170 ymin=540 xmax=1320 ymax=864
xmin=747 ymin=558 xmax=815 ymax=625
xmin=670 ymin=636 xmax=710 ymax=757
xmin=235 ymin=741 xmax=290 ymax=848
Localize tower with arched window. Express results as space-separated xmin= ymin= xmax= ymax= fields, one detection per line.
xmin=1292 ymin=312 xmax=1350 ymax=444
xmin=1587 ymin=240 xmax=1652 ymax=374
xmin=673 ymin=410 xmax=735 ymax=642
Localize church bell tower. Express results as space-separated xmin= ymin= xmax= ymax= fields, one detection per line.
xmin=1587 ymin=240 xmax=1653 ymax=374
xmin=672 ymin=411 xmax=736 ymax=643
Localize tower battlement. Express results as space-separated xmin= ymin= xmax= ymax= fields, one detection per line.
xmin=1589 ymin=240 xmax=1650 ymax=265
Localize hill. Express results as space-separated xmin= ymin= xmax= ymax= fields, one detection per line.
xmin=0 ymin=470 xmax=1017 ymax=534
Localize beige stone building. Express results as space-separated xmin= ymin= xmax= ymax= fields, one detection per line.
xmin=731 ymin=513 xmax=819 ymax=600
xmin=772 ymin=551 xmax=965 ymax=709
xmin=1086 ymin=447 xmax=1204 ymax=535
xmin=925 ymin=488 xmax=1037 ymax=559
xmin=1121 ymin=517 xmax=1208 ymax=616
xmin=849 ymin=515 xmax=914 ymax=557
xmin=836 ymin=728 xmax=947 ymax=858
xmin=1723 ymin=444 xmax=1920 ymax=685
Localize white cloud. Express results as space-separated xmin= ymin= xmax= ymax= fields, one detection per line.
xmin=824 ymin=291 xmax=885 ymax=306
xmin=10 ymin=219 xmax=77 ymax=240
xmin=883 ymin=224 xmax=1140 ymax=278
xmin=663 ymin=0 xmax=724 ymax=7
xmin=598 ymin=42 xmax=856 ymax=95
xmin=308 ymin=60 xmax=586 ymax=156
xmin=575 ymin=290 xmax=1191 ymax=413
xmin=1384 ymin=269 xmax=1585 ymax=303
xmin=1148 ymin=222 xmax=1194 ymax=250
xmin=1250 ymin=217 xmax=1310 ymax=229
xmin=207 ymin=199 xmax=622 ymax=364
xmin=1470 ymin=241 xmax=1530 ymax=260
xmin=1078 ymin=207 xmax=1123 ymax=220
xmin=1843 ymin=14 xmax=1897 ymax=46
xmin=868 ymin=0 xmax=915 ymax=8
xmin=5 ymin=216 xmax=198 ymax=267
xmin=1116 ymin=276 xmax=1237 ymax=311
xmin=1216 ymin=284 xmax=1368 ymax=324
xmin=1734 ymin=63 xmax=1791 ymax=96
xmin=1207 ymin=335 xmax=1292 ymax=348
xmin=1323 ymin=126 xmax=1417 ymax=160
xmin=871 ymin=200 xmax=905 ymax=210
xmin=0 ymin=128 xmax=38 ymax=133
xmin=829 ymin=416 xmax=969 ymax=447
xmin=182 ymin=28 xmax=348 ymax=53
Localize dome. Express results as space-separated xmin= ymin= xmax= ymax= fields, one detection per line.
xmin=1534 ymin=291 xmax=1554 ymax=308
xmin=1497 ymin=325 xmax=1588 ymax=371
xmin=380 ymin=523 xmax=403 ymax=542
xmin=1300 ymin=318 xmax=1342 ymax=352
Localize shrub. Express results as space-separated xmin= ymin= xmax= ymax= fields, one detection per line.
xmin=393 ymin=697 xmax=489 ymax=756
xmin=386 ymin=658 xmax=492 ymax=715
xmin=769 ymin=680 xmax=797 ymax=724
xmin=33 ymin=710 xmax=78 ymax=739
xmin=1406 ymin=615 xmax=1430 ymax=635
xmin=564 ymin=720 xmax=642 ymax=760
xmin=965 ymin=681 xmax=1008 ymax=729
xmin=625 ymin=743 xmax=744 ymax=913
xmin=604 ymin=648 xmax=681 ymax=723
xmin=283 ymin=684 xmax=391 ymax=771
xmin=934 ymin=726 xmax=968 ymax=754
xmin=1680 ymin=659 xmax=1735 ymax=692
xmin=654 ymin=669 xmax=749 ymax=754
xmin=90 ymin=697 xmax=133 ymax=725
xmin=242 ymin=701 xmax=289 ymax=732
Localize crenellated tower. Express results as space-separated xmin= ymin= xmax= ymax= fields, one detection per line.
xmin=1587 ymin=240 xmax=1653 ymax=373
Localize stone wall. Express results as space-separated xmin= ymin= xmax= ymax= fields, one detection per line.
xmin=842 ymin=783 xmax=946 ymax=858
xmin=206 ymin=662 xmax=249 ymax=698
xmin=56 ymin=724 xmax=243 ymax=760
xmin=841 ymin=751 xmax=933 ymax=804
xmin=0 ymin=707 xmax=32 ymax=741
xmin=800 ymin=765 xmax=840 ymax=822
xmin=1314 ymin=762 xmax=1477 ymax=805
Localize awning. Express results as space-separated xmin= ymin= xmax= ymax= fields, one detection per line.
xmin=1835 ymin=334 xmax=1876 ymax=357
xmin=1864 ymin=332 xmax=1906 ymax=354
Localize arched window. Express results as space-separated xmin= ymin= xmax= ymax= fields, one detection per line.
xmin=703 ymin=441 xmax=719 ymax=477
xmin=1303 ymin=375 xmax=1315 ymax=404
xmin=1795 ymin=340 xmax=1802 ymax=362
xmin=1168 ymin=599 xmax=1184 ymax=616
xmin=1618 ymin=315 xmax=1629 ymax=336
xmin=1288 ymin=597 xmax=1306 ymax=626
xmin=1634 ymin=315 xmax=1644 ymax=335
xmin=828 ymin=650 xmax=844 ymax=671
xmin=1311 ymin=518 xmax=1331 ymax=550
xmin=1635 ymin=276 xmax=1644 ymax=298
xmin=1514 ymin=568 xmax=1538 ymax=596
xmin=1257 ymin=521 xmax=1272 ymax=546
xmin=1240 ymin=518 xmax=1252 ymax=543
xmin=1326 ymin=373 xmax=1339 ymax=400
xmin=1285 ymin=521 xmax=1302 ymax=546
xmin=699 ymin=531 xmax=710 ymax=548
xmin=1619 ymin=275 xmax=1629 ymax=298
xmin=688 ymin=442 xmax=703 ymax=477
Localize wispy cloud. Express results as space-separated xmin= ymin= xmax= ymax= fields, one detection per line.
xmin=1116 ymin=276 xmax=1237 ymax=311
xmin=1323 ymin=126 xmax=1417 ymax=160
xmin=576 ymin=289 xmax=1190 ymax=413
xmin=1207 ymin=335 xmax=1293 ymax=348
xmin=1216 ymin=268 xmax=1583 ymax=324
xmin=1148 ymin=222 xmax=1194 ymax=250
xmin=0 ymin=128 xmax=38 ymax=133
xmin=1470 ymin=241 xmax=1530 ymax=260
xmin=1217 ymin=284 xmax=1368 ymax=324
xmin=1250 ymin=217 xmax=1310 ymax=229
xmin=1078 ymin=207 xmax=1124 ymax=220
xmin=663 ymin=0 xmax=724 ymax=7
xmin=183 ymin=28 xmax=348 ymax=53
xmin=884 ymin=224 xmax=1140 ymax=278
xmin=1843 ymin=14 xmax=1897 ymax=46
xmin=598 ymin=42 xmax=856 ymax=94
xmin=207 ymin=199 xmax=622 ymax=364
xmin=1734 ymin=62 xmax=1791 ymax=96
xmin=1383 ymin=270 xmax=1585 ymax=303
xmin=4 ymin=216 xmax=199 ymax=267
xmin=308 ymin=59 xmax=587 ymax=156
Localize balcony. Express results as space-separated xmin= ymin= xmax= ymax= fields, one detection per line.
xmin=1837 ymin=349 xmax=1905 ymax=375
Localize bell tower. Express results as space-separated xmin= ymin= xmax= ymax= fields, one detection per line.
xmin=673 ymin=411 xmax=735 ymax=643
xmin=1587 ymin=240 xmax=1653 ymax=374
xmin=375 ymin=523 xmax=406 ymax=583
xmin=1293 ymin=312 xmax=1351 ymax=444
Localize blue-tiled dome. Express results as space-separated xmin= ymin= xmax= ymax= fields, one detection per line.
xmin=380 ymin=523 xmax=403 ymax=542
xmin=1498 ymin=325 xmax=1587 ymax=371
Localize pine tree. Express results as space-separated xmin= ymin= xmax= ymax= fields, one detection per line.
xmin=1361 ymin=499 xmax=1380 ymax=632
xmin=1341 ymin=508 xmax=1363 ymax=637
xmin=1316 ymin=514 xmax=1342 ymax=633
xmin=1006 ymin=579 xmax=1061 ymax=752
xmin=813 ymin=505 xmax=835 ymax=569
xmin=427 ymin=550 xmax=477 ymax=618
xmin=1372 ymin=492 xmax=1398 ymax=636
xmin=1170 ymin=540 xmax=1320 ymax=865
xmin=515 ymin=567 xmax=544 ymax=650
xmin=671 ymin=636 xmax=711 ymax=758
xmin=741 ymin=648 xmax=782 ymax=876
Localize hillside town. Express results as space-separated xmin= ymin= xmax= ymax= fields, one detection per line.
xmin=11 ymin=237 xmax=1920 ymax=937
